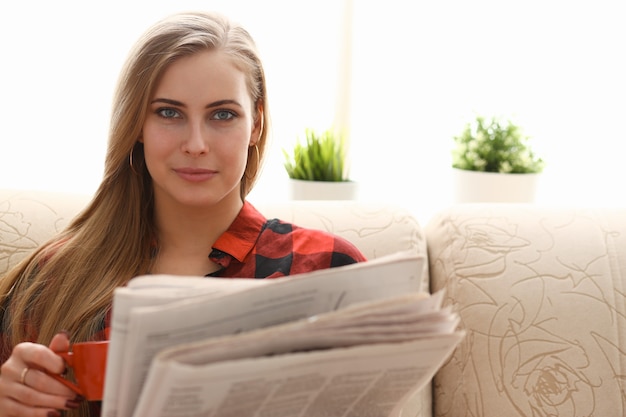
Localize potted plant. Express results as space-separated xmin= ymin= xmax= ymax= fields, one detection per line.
xmin=451 ymin=115 xmax=545 ymax=202
xmin=282 ymin=127 xmax=357 ymax=200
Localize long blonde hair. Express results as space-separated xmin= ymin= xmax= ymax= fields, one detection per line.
xmin=0 ymin=10 xmax=269 ymax=360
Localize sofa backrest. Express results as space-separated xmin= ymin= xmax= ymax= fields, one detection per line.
xmin=0 ymin=189 xmax=428 ymax=291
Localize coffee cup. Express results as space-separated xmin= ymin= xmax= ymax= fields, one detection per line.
xmin=48 ymin=340 xmax=109 ymax=401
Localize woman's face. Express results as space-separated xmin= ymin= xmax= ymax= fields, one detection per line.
xmin=141 ymin=50 xmax=259 ymax=211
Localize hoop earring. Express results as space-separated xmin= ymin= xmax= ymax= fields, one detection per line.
xmin=258 ymin=116 xmax=264 ymax=141
xmin=129 ymin=146 xmax=139 ymax=175
xmin=253 ymin=144 xmax=260 ymax=167
xmin=245 ymin=144 xmax=260 ymax=181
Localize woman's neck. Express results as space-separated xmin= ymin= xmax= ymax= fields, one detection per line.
xmin=150 ymin=193 xmax=244 ymax=276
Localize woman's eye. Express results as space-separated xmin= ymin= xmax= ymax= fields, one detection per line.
xmin=213 ymin=110 xmax=235 ymax=121
xmin=157 ymin=108 xmax=180 ymax=119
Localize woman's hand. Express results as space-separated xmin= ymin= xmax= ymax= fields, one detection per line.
xmin=0 ymin=332 xmax=83 ymax=417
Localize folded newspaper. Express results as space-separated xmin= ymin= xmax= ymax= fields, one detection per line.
xmin=101 ymin=250 xmax=464 ymax=417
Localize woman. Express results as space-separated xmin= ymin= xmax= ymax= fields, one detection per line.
xmin=0 ymin=11 xmax=365 ymax=417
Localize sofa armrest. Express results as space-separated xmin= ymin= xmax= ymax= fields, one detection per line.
xmin=427 ymin=204 xmax=626 ymax=417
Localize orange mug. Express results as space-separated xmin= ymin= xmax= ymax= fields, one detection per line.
xmin=48 ymin=340 xmax=109 ymax=401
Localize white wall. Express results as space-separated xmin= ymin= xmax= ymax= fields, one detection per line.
xmin=1 ymin=0 xmax=624 ymax=226
xmin=0 ymin=0 xmax=344 ymax=196
xmin=347 ymin=0 xmax=626 ymax=223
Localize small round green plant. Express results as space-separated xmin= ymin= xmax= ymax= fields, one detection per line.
xmin=452 ymin=116 xmax=545 ymax=174
xmin=283 ymin=128 xmax=349 ymax=182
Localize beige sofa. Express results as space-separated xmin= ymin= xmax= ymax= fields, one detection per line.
xmin=2 ymin=188 xmax=625 ymax=417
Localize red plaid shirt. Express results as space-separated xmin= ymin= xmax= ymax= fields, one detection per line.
xmin=207 ymin=201 xmax=366 ymax=278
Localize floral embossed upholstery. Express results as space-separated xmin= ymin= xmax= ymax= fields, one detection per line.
xmin=427 ymin=204 xmax=626 ymax=417
xmin=0 ymin=189 xmax=90 ymax=274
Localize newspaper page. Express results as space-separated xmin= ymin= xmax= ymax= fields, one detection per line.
xmin=102 ymin=277 xmax=267 ymax=417
xmin=102 ymin=250 xmax=425 ymax=417
xmin=130 ymin=292 xmax=464 ymax=417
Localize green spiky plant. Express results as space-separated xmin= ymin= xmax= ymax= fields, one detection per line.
xmin=452 ymin=116 xmax=545 ymax=174
xmin=283 ymin=128 xmax=349 ymax=182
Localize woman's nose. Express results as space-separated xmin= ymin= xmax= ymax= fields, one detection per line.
xmin=181 ymin=121 xmax=209 ymax=155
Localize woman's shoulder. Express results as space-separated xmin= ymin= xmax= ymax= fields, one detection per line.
xmin=260 ymin=217 xmax=367 ymax=264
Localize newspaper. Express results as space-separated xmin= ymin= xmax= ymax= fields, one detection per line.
xmin=101 ymin=250 xmax=463 ymax=417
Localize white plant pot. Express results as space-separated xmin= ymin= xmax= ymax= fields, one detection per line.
xmin=288 ymin=179 xmax=358 ymax=201
xmin=453 ymin=168 xmax=540 ymax=203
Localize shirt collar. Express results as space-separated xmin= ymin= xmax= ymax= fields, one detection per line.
xmin=212 ymin=201 xmax=267 ymax=262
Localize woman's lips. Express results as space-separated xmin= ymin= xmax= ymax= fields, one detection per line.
xmin=174 ymin=167 xmax=217 ymax=182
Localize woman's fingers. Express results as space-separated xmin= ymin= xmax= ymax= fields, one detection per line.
xmin=19 ymin=367 xmax=78 ymax=398
xmin=11 ymin=342 xmax=65 ymax=377
xmin=0 ymin=363 xmax=72 ymax=417
xmin=1 ymin=378 xmax=77 ymax=414
xmin=0 ymin=395 xmax=61 ymax=417
xmin=0 ymin=333 xmax=82 ymax=416
xmin=47 ymin=332 xmax=70 ymax=359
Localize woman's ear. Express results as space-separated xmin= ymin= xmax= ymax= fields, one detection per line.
xmin=250 ymin=106 xmax=264 ymax=146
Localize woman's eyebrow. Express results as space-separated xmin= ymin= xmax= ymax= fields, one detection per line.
xmin=150 ymin=98 xmax=242 ymax=109
xmin=151 ymin=98 xmax=185 ymax=106
xmin=205 ymin=99 xmax=242 ymax=109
